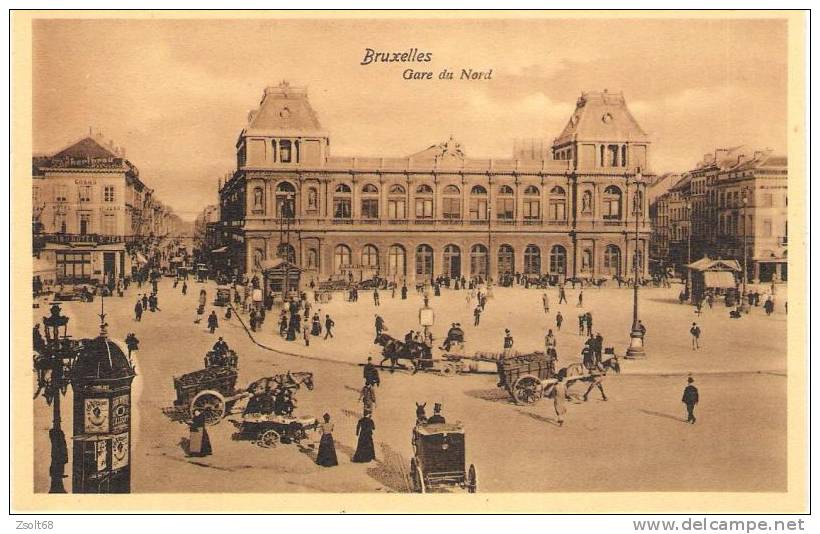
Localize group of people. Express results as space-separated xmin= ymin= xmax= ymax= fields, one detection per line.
xmin=133 ymin=291 xmax=161 ymax=321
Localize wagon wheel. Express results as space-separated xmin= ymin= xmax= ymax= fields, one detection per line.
xmin=258 ymin=429 xmax=280 ymax=448
xmin=512 ymin=375 xmax=543 ymax=405
xmin=410 ymin=458 xmax=426 ymax=493
xmin=466 ymin=464 xmax=477 ymax=493
xmin=191 ymin=390 xmax=226 ymax=425
xmin=440 ymin=362 xmax=457 ymax=377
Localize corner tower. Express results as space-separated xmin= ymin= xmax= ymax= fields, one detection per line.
xmin=552 ymin=90 xmax=649 ymax=171
xmin=236 ymin=81 xmax=329 ymax=169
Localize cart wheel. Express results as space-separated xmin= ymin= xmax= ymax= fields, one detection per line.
xmin=258 ymin=429 xmax=280 ymax=448
xmin=512 ymin=376 xmax=543 ymax=405
xmin=191 ymin=390 xmax=226 ymax=425
xmin=410 ymin=458 xmax=426 ymax=493
xmin=467 ymin=464 xmax=477 ymax=493
xmin=441 ymin=363 xmax=457 ymax=377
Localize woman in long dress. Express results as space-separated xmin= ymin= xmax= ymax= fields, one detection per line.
xmin=316 ymin=413 xmax=338 ymax=467
xmin=352 ymin=411 xmax=376 ymax=463
xmin=311 ymin=312 xmax=322 ymax=336
xmin=552 ymin=377 xmax=567 ymax=427
xmin=188 ymin=409 xmax=212 ymax=457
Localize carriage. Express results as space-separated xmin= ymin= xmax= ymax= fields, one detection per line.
xmin=410 ymin=422 xmax=477 ymax=493
xmin=214 ymin=286 xmax=232 ymax=306
xmin=230 ymin=412 xmax=319 ymax=448
xmin=171 ymin=364 xmax=244 ymax=425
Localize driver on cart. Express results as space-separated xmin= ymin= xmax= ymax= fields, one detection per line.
xmin=212 ymin=337 xmax=229 ymax=357
xmin=440 ymin=323 xmax=465 ymax=352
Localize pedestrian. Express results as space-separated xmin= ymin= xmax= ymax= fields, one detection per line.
xmin=555 ymin=311 xmax=563 ymax=331
xmin=551 ymin=376 xmax=567 ymax=426
xmin=542 ymin=291 xmax=550 ymax=313
xmin=558 ymin=285 xmax=567 ymax=304
xmin=125 ymin=332 xmax=139 ymax=360
xmin=473 ymin=305 xmax=481 ymax=327
xmin=134 ymin=300 xmax=143 ymax=321
xmin=311 ymin=312 xmax=322 ymax=336
xmin=578 ymin=314 xmax=586 ymax=335
xmin=187 ymin=409 xmax=212 ymax=457
xmin=316 ymin=413 xmax=338 ymax=467
xmin=303 ymin=324 xmax=310 ymax=346
xmin=373 ymin=287 xmax=380 ymax=306
xmin=141 ymin=294 xmax=148 ymax=311
xmin=224 ymin=306 xmax=232 ymax=320
xmin=324 ymin=314 xmax=335 ymax=339
xmin=689 ymin=322 xmax=701 ymax=350
xmin=593 ymin=332 xmax=604 ymax=364
xmin=682 ymin=376 xmax=699 ymax=424
xmin=638 ymin=320 xmax=647 ymax=342
xmin=359 ymin=383 xmax=376 ymax=413
xmin=577 ymin=290 xmax=584 ymax=307
xmin=182 ymin=281 xmax=187 ymax=295
xmin=207 ymin=310 xmax=219 ymax=334
xmin=585 ymin=312 xmax=593 ymax=337
xmin=352 ymin=411 xmax=376 ymax=463
xmin=582 ymin=369 xmax=608 ymax=402
xmin=503 ymin=329 xmax=514 ymax=357
xmin=401 ymin=284 xmax=408 ymax=300
xmin=764 ymin=296 xmax=774 ymax=316
xmin=374 ymin=315 xmax=385 ymax=336
xmin=363 ymin=356 xmax=380 ymax=387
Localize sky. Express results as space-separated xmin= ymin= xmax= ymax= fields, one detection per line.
xmin=32 ymin=17 xmax=788 ymax=221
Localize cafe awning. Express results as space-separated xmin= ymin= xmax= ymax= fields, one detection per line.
xmin=703 ymin=271 xmax=737 ymax=288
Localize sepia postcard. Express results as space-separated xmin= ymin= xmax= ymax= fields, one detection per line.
xmin=11 ymin=10 xmax=808 ymax=514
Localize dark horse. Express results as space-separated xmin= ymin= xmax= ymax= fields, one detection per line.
xmin=373 ymin=333 xmax=432 ymax=372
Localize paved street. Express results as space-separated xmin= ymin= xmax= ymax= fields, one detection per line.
xmin=33 ymin=278 xmax=787 ymax=494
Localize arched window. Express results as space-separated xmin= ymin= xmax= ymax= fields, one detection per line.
xmin=387 ymin=245 xmax=406 ymax=277
xmin=361 ymin=184 xmax=379 ymax=219
xmin=277 ymin=243 xmax=296 ymax=264
xmin=443 ymin=185 xmax=461 ymax=220
xmin=498 ymin=244 xmax=515 ymax=275
xmin=496 ymin=185 xmax=515 ymax=220
xmin=549 ymin=245 xmax=566 ymax=274
xmin=524 ymin=245 xmax=541 ymax=275
xmin=604 ymin=244 xmax=621 ymax=277
xmin=523 ymin=185 xmax=540 ymax=222
xmin=415 ymin=185 xmax=433 ymax=219
xmin=469 ymin=185 xmax=488 ymax=221
xmin=333 ymin=183 xmax=352 ymax=219
xmin=333 ymin=245 xmax=351 ymax=274
xmin=470 ymin=244 xmax=488 ymax=277
xmin=415 ymin=244 xmax=434 ymax=279
xmin=549 ymin=186 xmax=567 ymax=221
xmin=361 ymin=244 xmax=379 ymax=269
xmin=275 ymin=182 xmax=295 ymax=219
xmin=603 ymin=186 xmax=622 ymax=220
xmin=388 ymin=184 xmax=406 ymax=219
xmin=443 ymin=244 xmax=461 ymax=278
xmin=253 ymin=187 xmax=264 ymax=212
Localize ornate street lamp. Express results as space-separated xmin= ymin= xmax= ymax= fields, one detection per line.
xmin=626 ymin=170 xmax=646 ymax=359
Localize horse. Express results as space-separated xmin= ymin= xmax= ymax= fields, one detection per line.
xmin=373 ymin=333 xmax=431 ymax=372
xmin=556 ymin=355 xmax=621 ymax=381
xmin=246 ymin=371 xmax=315 ymax=396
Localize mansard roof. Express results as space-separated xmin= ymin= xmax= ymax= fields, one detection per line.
xmin=243 ymin=81 xmax=325 ymax=136
xmin=53 ymin=136 xmax=118 ymax=160
xmin=554 ymin=90 xmax=648 ymax=146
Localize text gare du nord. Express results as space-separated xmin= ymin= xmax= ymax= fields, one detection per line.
xmin=358 ymin=48 xmax=492 ymax=80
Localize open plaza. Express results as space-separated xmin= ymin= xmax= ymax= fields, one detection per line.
xmin=33 ymin=277 xmax=787 ymax=493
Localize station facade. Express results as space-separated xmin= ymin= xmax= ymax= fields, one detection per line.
xmin=217 ymin=83 xmax=653 ymax=286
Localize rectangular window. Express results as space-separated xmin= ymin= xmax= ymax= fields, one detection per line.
xmin=443 ymin=198 xmax=461 ymax=219
xmin=763 ymin=219 xmax=772 ymax=237
xmin=496 ymin=198 xmax=515 ymax=220
xmin=387 ymin=199 xmax=405 ymax=219
xmin=361 ymin=199 xmax=379 ymax=219
xmin=104 ymin=185 xmax=115 ymax=202
xmin=55 ymin=185 xmax=68 ymax=203
xmin=333 ymin=199 xmax=351 ymax=219
xmin=415 ymin=198 xmax=433 ymax=219
xmin=549 ymin=201 xmax=565 ymax=221
xmin=523 ymin=199 xmax=540 ymax=220
xmin=56 ymin=252 xmax=92 ymax=281
xmin=101 ymin=213 xmax=117 ymax=235
xmin=280 ymin=141 xmax=292 ymax=163
xmin=55 ymin=213 xmax=67 ymax=233
xmin=78 ymin=185 xmax=92 ymax=203
xmin=78 ymin=213 xmax=91 ymax=235
xmin=469 ymin=198 xmax=487 ymax=220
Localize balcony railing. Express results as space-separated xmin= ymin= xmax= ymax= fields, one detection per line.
xmin=42 ymin=233 xmax=126 ymax=245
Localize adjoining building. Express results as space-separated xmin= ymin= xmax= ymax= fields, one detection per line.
xmin=216 ymin=83 xmax=653 ymax=287
xmin=33 ymin=133 xmax=178 ymax=286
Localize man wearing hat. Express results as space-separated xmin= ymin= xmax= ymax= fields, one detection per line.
xmin=682 ymin=376 xmax=699 ymax=424
xmin=374 ymin=314 xmax=385 ymax=336
xmin=427 ymin=403 xmax=446 ymax=424
xmin=503 ymin=329 xmax=514 ymax=357
xmin=363 ymin=356 xmax=380 ymax=387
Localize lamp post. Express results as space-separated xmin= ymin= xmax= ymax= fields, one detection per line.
xmin=626 ymin=171 xmax=646 ymax=359
xmin=741 ymin=190 xmax=748 ymax=297
xmin=486 ymin=204 xmax=492 ymax=286
xmin=685 ymin=198 xmax=692 ymax=297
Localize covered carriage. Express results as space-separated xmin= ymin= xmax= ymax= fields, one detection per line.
xmin=410 ymin=422 xmax=476 ymax=493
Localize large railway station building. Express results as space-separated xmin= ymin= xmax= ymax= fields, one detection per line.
xmin=216 ymin=82 xmax=653 ymax=286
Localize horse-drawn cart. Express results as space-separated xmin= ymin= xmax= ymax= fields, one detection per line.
xmin=231 ymin=412 xmax=319 ymax=448
xmin=171 ymin=365 xmax=246 ymax=425
xmin=410 ymin=422 xmax=477 ymax=493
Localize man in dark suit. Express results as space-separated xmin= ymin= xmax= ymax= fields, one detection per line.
xmin=363 ymin=357 xmax=380 ymax=387
xmin=682 ymin=376 xmax=699 ymax=424
xmin=427 ymin=403 xmax=446 ymax=424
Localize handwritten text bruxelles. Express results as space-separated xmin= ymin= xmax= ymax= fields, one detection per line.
xmin=359 ymin=48 xmax=493 ymax=81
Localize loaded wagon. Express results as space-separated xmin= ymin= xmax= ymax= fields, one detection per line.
xmin=171 ymin=365 xmax=246 ymax=425
xmin=230 ymin=412 xmax=319 ymax=448
xmin=410 ymin=422 xmax=477 ymax=493
xmin=497 ymin=352 xmax=556 ymax=404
